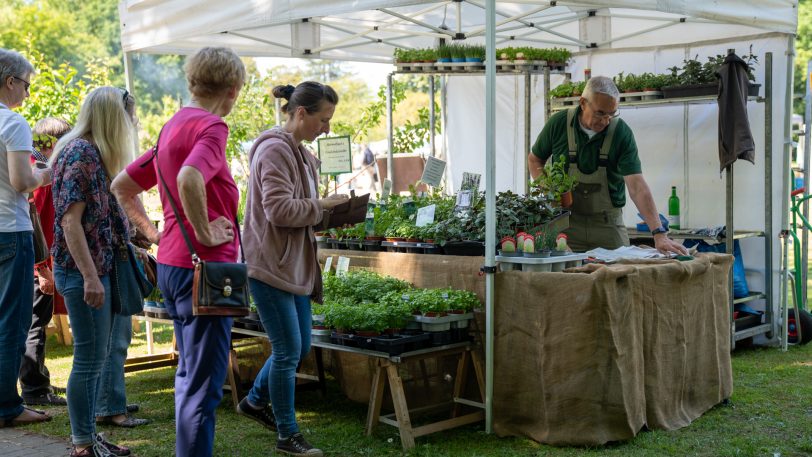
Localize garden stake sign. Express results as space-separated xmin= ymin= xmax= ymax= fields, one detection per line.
xmin=317 ymin=135 xmax=352 ymax=193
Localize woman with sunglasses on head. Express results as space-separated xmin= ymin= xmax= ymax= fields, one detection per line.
xmin=50 ymin=86 xmax=135 ymax=457
xmin=0 ymin=48 xmax=53 ymax=429
xmin=93 ymin=91 xmax=150 ymax=432
xmin=236 ymin=81 xmax=347 ymax=457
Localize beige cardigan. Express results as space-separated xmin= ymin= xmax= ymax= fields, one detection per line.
xmin=243 ymin=127 xmax=324 ymax=300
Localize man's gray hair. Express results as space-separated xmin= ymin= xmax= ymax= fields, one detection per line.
xmin=0 ymin=49 xmax=34 ymax=87
xmin=582 ymin=76 xmax=619 ymax=102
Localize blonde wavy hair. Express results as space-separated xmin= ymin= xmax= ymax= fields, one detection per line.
xmin=50 ymin=86 xmax=134 ymax=178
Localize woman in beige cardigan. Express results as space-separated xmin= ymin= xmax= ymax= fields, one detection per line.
xmin=238 ymin=81 xmax=347 ymax=457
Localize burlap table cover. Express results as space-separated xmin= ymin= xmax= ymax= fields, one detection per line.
xmin=492 ymin=253 xmax=733 ymax=445
xmin=317 ymin=250 xmax=732 ymax=445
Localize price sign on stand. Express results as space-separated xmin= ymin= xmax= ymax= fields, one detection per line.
xmin=420 ymin=156 xmax=446 ymax=188
xmin=381 ymin=179 xmax=392 ymax=200
xmin=336 ymin=256 xmax=350 ymax=276
xmin=317 ymin=136 xmax=352 ymax=175
xmin=322 ymin=256 xmax=333 ymax=274
xmin=416 ymin=204 xmax=436 ymax=227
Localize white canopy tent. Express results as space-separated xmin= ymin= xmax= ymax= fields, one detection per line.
xmin=119 ymin=0 xmax=799 ymax=433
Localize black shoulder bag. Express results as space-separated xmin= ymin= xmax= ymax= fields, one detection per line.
xmin=153 ymin=131 xmax=249 ymax=317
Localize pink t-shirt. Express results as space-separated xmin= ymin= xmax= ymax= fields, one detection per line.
xmin=127 ymin=107 xmax=239 ymax=269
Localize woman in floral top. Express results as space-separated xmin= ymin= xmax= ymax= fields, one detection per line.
xmin=50 ymin=86 xmax=134 ymax=457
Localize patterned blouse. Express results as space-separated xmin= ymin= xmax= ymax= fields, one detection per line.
xmin=51 ymin=138 xmax=129 ymax=275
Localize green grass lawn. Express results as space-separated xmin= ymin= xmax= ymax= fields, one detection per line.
xmin=19 ymin=321 xmax=812 ymax=457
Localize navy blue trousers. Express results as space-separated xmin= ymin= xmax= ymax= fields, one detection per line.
xmin=158 ymin=265 xmax=232 ymax=457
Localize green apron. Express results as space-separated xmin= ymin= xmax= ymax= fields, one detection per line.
xmin=561 ymin=108 xmax=629 ymax=252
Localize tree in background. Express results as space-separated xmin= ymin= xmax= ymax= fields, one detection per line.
xmin=796 ymin=0 xmax=812 ymax=115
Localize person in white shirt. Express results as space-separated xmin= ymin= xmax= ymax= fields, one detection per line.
xmin=0 ymin=47 xmax=53 ymax=428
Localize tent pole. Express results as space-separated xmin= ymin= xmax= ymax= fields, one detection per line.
xmin=525 ymin=71 xmax=531 ymax=193
xmin=780 ymin=39 xmax=795 ymax=340
xmin=802 ymin=58 xmax=811 ymax=311
xmin=387 ymin=73 xmax=395 ymax=190
xmin=484 ymin=0 xmax=496 ymax=435
xmin=430 ymin=75 xmax=436 ymax=158
xmin=275 ymin=98 xmax=282 ymax=126
xmin=123 ymin=52 xmax=139 ymax=153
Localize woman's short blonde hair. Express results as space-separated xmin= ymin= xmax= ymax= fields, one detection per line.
xmin=184 ymin=47 xmax=246 ymax=99
xmin=50 ymin=87 xmax=134 ymax=179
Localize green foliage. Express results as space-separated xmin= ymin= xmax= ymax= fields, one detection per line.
xmin=18 ymin=46 xmax=111 ymax=126
xmin=533 ymin=154 xmax=579 ymax=199
xmin=549 ymin=80 xmax=585 ymax=99
xmin=323 ymin=270 xmax=412 ymax=305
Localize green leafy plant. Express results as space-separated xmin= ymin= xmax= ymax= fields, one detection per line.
xmin=533 ymin=155 xmax=579 ymax=201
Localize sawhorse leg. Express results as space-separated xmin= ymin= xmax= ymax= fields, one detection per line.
xmin=365 ymin=362 xmax=387 ymax=436
xmin=386 ymin=363 xmax=415 ymax=450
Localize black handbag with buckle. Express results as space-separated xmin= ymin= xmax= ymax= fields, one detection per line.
xmin=153 ymin=129 xmax=249 ymax=317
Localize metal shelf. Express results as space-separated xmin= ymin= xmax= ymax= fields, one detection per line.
xmin=551 ymin=95 xmax=762 ymax=112
xmin=734 ymin=323 xmax=772 ymax=341
xmin=626 ymin=228 xmax=765 ymax=241
xmin=733 ymin=291 xmax=766 ymax=305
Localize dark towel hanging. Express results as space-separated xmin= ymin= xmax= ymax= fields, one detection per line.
xmin=716 ymin=52 xmax=755 ymax=172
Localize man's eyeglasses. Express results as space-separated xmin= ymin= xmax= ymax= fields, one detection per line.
xmin=585 ymin=98 xmax=619 ymax=120
xmin=12 ymin=76 xmax=30 ymax=91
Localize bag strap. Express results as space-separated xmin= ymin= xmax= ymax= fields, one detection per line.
xmin=152 ymin=127 xmax=245 ymax=265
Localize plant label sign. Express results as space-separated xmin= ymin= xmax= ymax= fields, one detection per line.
xmin=420 ymin=156 xmax=446 ymax=188
xmin=416 ymin=204 xmax=436 ymax=227
xmin=323 ymin=256 xmax=333 ymax=274
xmin=455 ymin=190 xmax=473 ymax=208
xmin=461 ymin=172 xmax=481 ymax=191
xmin=317 ymin=136 xmax=352 ymax=175
xmin=336 ymin=256 xmax=350 ymax=277
xmin=381 ymin=179 xmax=392 ymax=200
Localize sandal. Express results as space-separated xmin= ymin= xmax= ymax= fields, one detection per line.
xmin=97 ymin=414 xmax=150 ymax=428
xmin=1 ymin=407 xmax=52 ymax=427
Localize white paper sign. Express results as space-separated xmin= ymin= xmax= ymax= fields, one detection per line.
xmin=381 ymin=179 xmax=392 ymax=200
xmin=455 ymin=190 xmax=473 ymax=208
xmin=322 ymin=256 xmax=333 ymax=274
xmin=336 ymin=256 xmax=350 ymax=276
xmin=420 ymin=156 xmax=446 ymax=187
xmin=416 ymin=204 xmax=436 ymax=227
xmin=317 ymin=136 xmax=352 ymax=175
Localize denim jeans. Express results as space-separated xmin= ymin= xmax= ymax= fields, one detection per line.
xmin=54 ymin=266 xmax=112 ymax=445
xmin=246 ymin=279 xmax=312 ymax=437
xmin=95 ymin=312 xmax=132 ymax=417
xmin=0 ymin=231 xmax=34 ymax=421
xmin=158 ymin=264 xmax=232 ymax=457
xmin=19 ymin=275 xmax=54 ymax=398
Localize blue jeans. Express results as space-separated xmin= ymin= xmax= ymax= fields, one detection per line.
xmin=246 ymin=279 xmax=312 ymax=437
xmin=158 ymin=264 xmax=232 ymax=457
xmin=0 ymin=231 xmax=34 ymax=421
xmin=95 ymin=312 xmax=132 ymax=417
xmin=54 ymin=266 xmax=112 ymax=445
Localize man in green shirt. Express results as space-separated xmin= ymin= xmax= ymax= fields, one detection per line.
xmin=528 ymin=76 xmax=686 ymax=254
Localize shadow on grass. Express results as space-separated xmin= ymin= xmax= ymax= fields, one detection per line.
xmin=28 ymin=327 xmax=812 ymax=457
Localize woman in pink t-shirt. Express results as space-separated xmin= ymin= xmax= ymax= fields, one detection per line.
xmin=111 ymin=47 xmax=245 ymax=457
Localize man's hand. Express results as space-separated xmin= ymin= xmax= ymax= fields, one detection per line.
xmin=197 ymin=216 xmax=234 ymax=247
xmin=653 ymin=234 xmax=689 ymax=256
xmin=36 ymin=266 xmax=55 ymax=295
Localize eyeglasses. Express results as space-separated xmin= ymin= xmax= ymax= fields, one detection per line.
xmin=585 ymin=98 xmax=619 ymax=120
xmin=12 ymin=76 xmax=30 ymax=91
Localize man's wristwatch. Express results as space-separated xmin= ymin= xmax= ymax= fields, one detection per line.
xmin=651 ymin=227 xmax=668 ymax=236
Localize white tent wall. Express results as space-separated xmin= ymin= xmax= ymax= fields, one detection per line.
xmin=443 ymin=33 xmax=789 ymax=327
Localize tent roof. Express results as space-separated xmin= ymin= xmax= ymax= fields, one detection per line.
xmin=119 ymin=1 xmax=798 ymax=61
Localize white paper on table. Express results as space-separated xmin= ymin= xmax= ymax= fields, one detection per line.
xmin=585 ymin=245 xmax=676 ymax=263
